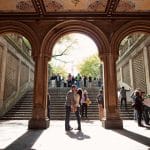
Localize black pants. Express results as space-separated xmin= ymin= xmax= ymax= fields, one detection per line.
xmin=137 ymin=110 xmax=143 ymax=126
xmin=81 ymin=103 xmax=87 ymax=117
xmin=121 ymin=97 xmax=127 ymax=108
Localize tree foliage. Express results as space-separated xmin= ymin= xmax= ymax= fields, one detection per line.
xmin=51 ymin=65 xmax=67 ymax=78
xmin=52 ymin=34 xmax=78 ymax=63
xmin=50 ymin=34 xmax=78 ymax=77
xmin=78 ymin=54 xmax=101 ymax=78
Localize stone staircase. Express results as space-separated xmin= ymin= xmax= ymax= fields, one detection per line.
xmin=0 ymin=88 xmax=134 ymax=120
xmin=49 ymin=87 xmax=99 ymax=120
xmin=118 ymin=102 xmax=134 ymax=120
xmin=1 ymin=90 xmax=33 ymax=120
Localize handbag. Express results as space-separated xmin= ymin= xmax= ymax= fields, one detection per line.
xmin=86 ymin=98 xmax=92 ymax=106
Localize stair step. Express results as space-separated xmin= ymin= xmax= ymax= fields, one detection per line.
xmin=1 ymin=88 xmax=134 ymax=120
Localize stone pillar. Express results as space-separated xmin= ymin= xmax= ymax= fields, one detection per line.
xmin=143 ymin=46 xmax=150 ymax=93
xmin=0 ymin=46 xmax=7 ymax=108
xmin=120 ymin=67 xmax=123 ymax=85
xmin=101 ymin=53 xmax=123 ymax=129
xmin=129 ymin=59 xmax=134 ymax=89
xmin=17 ymin=59 xmax=21 ymax=92
xmin=28 ymin=55 xmax=49 ymax=129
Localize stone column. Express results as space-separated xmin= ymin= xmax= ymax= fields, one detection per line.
xmin=28 ymin=54 xmax=49 ymax=129
xmin=129 ymin=59 xmax=134 ymax=89
xmin=101 ymin=53 xmax=123 ymax=129
xmin=143 ymin=46 xmax=150 ymax=93
xmin=120 ymin=67 xmax=123 ymax=85
xmin=17 ymin=59 xmax=21 ymax=92
xmin=0 ymin=46 xmax=7 ymax=108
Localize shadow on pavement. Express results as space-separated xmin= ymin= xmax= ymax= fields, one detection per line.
xmin=66 ymin=130 xmax=90 ymax=140
xmin=113 ymin=129 xmax=150 ymax=147
xmin=5 ymin=130 xmax=43 ymax=150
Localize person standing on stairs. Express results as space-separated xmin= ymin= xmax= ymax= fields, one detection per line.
xmin=120 ymin=86 xmax=127 ymax=109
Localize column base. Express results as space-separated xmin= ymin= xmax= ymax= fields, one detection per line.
xmin=102 ymin=118 xmax=123 ymax=129
xmin=28 ymin=118 xmax=50 ymax=129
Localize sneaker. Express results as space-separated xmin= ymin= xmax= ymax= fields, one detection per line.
xmin=65 ymin=127 xmax=73 ymax=131
xmin=138 ymin=124 xmax=144 ymax=127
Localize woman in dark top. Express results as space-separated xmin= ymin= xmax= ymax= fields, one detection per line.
xmin=133 ymin=91 xmax=144 ymax=127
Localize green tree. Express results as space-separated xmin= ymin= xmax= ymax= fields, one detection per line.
xmin=78 ymin=54 xmax=101 ymax=78
xmin=51 ymin=65 xmax=67 ymax=78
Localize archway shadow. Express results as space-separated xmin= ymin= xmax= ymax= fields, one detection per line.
xmin=4 ymin=129 xmax=43 ymax=150
xmin=113 ymin=128 xmax=150 ymax=147
xmin=66 ymin=130 xmax=90 ymax=140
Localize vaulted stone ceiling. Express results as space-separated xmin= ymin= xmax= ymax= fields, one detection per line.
xmin=0 ymin=0 xmax=149 ymax=19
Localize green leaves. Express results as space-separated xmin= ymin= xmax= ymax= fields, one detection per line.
xmin=79 ymin=54 xmax=101 ymax=77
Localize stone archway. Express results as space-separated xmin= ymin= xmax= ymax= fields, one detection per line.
xmin=0 ymin=21 xmax=39 ymax=56
xmin=111 ymin=20 xmax=150 ymax=53
xmin=0 ymin=21 xmax=45 ymax=129
xmin=112 ymin=20 xmax=150 ymax=95
xmin=41 ymin=20 xmax=109 ymax=57
xmin=29 ymin=20 xmax=123 ymax=129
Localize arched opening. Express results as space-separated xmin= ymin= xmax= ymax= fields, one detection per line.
xmin=0 ymin=32 xmax=35 ymax=119
xmin=47 ymin=32 xmax=104 ymax=122
xmin=29 ymin=20 xmax=122 ymax=128
xmin=49 ymin=32 xmax=102 ymax=87
xmin=116 ymin=31 xmax=150 ymax=125
xmin=112 ymin=21 xmax=150 ymax=126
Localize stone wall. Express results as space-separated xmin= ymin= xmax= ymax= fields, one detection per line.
xmin=116 ymin=34 xmax=150 ymax=94
xmin=4 ymin=51 xmax=19 ymax=99
xmin=0 ymin=35 xmax=34 ymax=117
xmin=122 ymin=62 xmax=130 ymax=87
xmin=20 ymin=62 xmax=29 ymax=87
xmin=132 ymin=51 xmax=146 ymax=92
